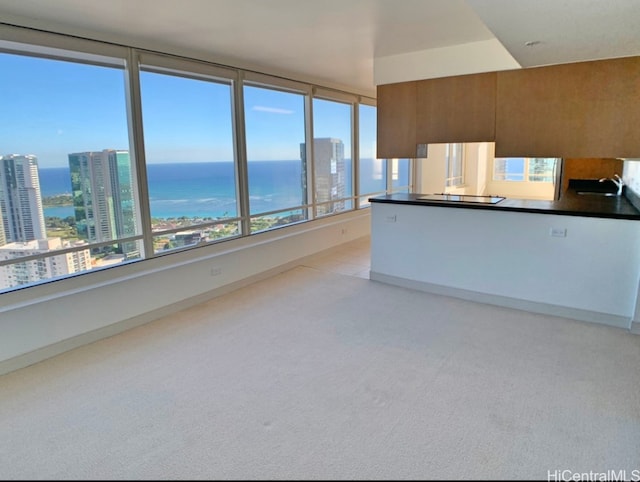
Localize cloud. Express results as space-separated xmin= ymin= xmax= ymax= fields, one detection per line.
xmin=252 ymin=105 xmax=294 ymax=115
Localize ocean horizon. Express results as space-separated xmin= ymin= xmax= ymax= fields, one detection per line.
xmin=39 ymin=159 xmax=395 ymax=219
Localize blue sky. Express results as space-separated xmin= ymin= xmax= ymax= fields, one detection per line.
xmin=1 ymin=52 xmax=376 ymax=168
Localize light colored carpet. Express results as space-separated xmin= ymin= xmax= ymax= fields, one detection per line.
xmin=1 ymin=265 xmax=639 ymax=480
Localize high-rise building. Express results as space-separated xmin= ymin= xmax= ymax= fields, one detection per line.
xmin=0 ymin=238 xmax=91 ymax=290
xmin=0 ymin=215 xmax=6 ymax=247
xmin=68 ymin=150 xmax=138 ymax=257
xmin=300 ymin=138 xmax=346 ymax=216
xmin=0 ymin=154 xmax=47 ymax=244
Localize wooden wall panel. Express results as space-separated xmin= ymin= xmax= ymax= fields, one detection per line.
xmin=496 ymin=56 xmax=640 ymax=158
xmin=416 ymin=71 xmax=496 ymax=143
xmin=376 ymin=82 xmax=417 ymax=159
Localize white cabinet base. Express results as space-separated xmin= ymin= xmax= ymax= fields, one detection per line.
xmin=371 ymin=202 xmax=640 ymax=331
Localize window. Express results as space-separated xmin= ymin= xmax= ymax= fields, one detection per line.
xmin=0 ymin=47 xmax=142 ymax=292
xmin=243 ymin=84 xmax=308 ymax=232
xmin=358 ymin=103 xmax=385 ymax=208
xmin=445 ymin=143 xmax=464 ymax=187
xmin=493 ymin=157 xmax=559 ymax=182
xmin=391 ymin=159 xmax=411 ymax=193
xmin=312 ymin=98 xmax=353 ymax=216
xmin=493 ymin=158 xmax=525 ymax=181
xmin=0 ymin=27 xmax=412 ymax=295
xmin=528 ymin=158 xmax=558 ymax=182
xmin=139 ymin=64 xmax=239 ymax=252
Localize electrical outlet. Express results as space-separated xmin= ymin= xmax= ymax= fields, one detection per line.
xmin=210 ymin=267 xmax=223 ymax=276
xmin=550 ymin=227 xmax=567 ymax=237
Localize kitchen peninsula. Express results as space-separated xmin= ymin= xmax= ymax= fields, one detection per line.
xmin=369 ymin=189 xmax=640 ymax=329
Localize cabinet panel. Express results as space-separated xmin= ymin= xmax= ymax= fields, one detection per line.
xmin=376 ymin=81 xmax=417 ymax=159
xmin=496 ymin=56 xmax=640 ymax=158
xmin=416 ymin=72 xmax=496 ymax=143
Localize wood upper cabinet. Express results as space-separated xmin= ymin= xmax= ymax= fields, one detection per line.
xmin=376 ymin=73 xmax=496 ymax=158
xmin=376 ymin=81 xmax=417 ymax=159
xmin=495 ymin=56 xmax=640 ymax=158
xmin=415 ymin=71 xmax=496 ymax=144
xmin=377 ymin=55 xmax=640 ymax=159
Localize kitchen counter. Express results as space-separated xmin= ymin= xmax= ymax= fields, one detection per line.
xmin=369 ymin=188 xmax=640 ymax=330
xmin=369 ymin=188 xmax=640 ymax=220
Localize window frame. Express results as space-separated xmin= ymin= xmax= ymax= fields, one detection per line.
xmin=356 ymin=99 xmax=388 ymax=208
xmin=137 ymin=53 xmax=242 ymax=254
xmin=493 ymin=157 xmax=559 ymax=183
xmin=241 ymin=78 xmax=312 ymax=232
xmin=0 ymin=23 xmax=414 ymax=295
xmin=310 ymin=90 xmax=358 ymax=217
xmin=0 ymin=37 xmax=145 ymax=286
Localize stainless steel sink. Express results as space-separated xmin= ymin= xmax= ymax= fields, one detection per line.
xmin=576 ymin=191 xmax=618 ymax=197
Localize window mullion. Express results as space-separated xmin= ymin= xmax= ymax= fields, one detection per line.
xmin=305 ymin=93 xmax=316 ymax=220
xmin=352 ymin=100 xmax=360 ymax=208
xmin=125 ymin=49 xmax=154 ymax=258
xmin=235 ymin=73 xmax=251 ymax=236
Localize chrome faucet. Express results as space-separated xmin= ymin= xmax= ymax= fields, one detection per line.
xmin=599 ymin=174 xmax=624 ymax=196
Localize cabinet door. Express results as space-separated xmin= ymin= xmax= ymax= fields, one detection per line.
xmin=376 ymin=81 xmax=417 ymax=159
xmin=496 ymin=56 xmax=640 ymax=158
xmin=416 ymin=72 xmax=496 ymax=143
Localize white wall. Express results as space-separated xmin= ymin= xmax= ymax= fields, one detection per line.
xmin=0 ymin=211 xmax=370 ymax=375
xmin=484 ymin=143 xmax=557 ymax=199
xmin=484 ymin=181 xmax=556 ymax=200
xmin=374 ymin=39 xmax=520 ymax=85
xmin=623 ymin=159 xmax=640 ymax=195
xmin=416 ymin=144 xmax=447 ymax=193
xmin=446 ymin=143 xmax=490 ymax=196
xmin=623 ymin=159 xmax=640 ymax=332
xmin=417 ymin=142 xmax=487 ymax=195
xmin=417 ymin=142 xmax=557 ymax=199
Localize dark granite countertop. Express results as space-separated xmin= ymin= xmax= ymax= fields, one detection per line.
xmin=369 ymin=180 xmax=640 ymax=221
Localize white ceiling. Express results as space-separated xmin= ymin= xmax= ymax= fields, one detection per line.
xmin=467 ymin=0 xmax=640 ymax=68
xmin=0 ymin=0 xmax=639 ymax=96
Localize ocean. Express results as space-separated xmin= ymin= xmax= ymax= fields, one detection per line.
xmin=39 ymin=159 xmax=396 ymax=219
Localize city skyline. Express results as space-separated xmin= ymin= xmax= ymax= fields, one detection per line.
xmin=0 ymin=154 xmax=46 ymax=243
xmin=0 ymin=153 xmax=93 ymax=290
xmin=68 ymin=149 xmax=139 ymax=257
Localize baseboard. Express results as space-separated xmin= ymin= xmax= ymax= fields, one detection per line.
xmin=370 ymin=271 xmax=632 ymax=331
